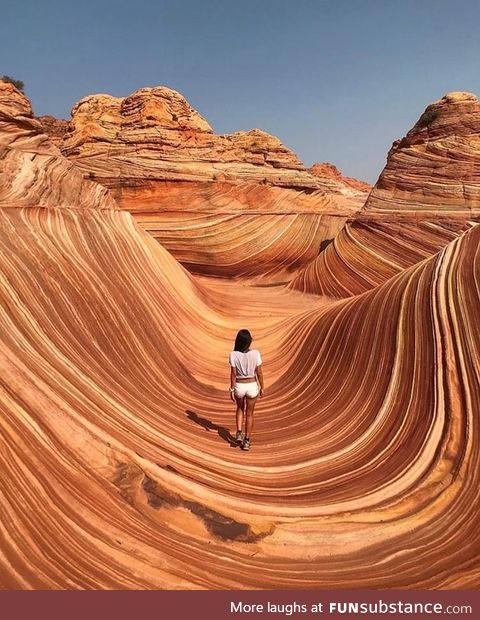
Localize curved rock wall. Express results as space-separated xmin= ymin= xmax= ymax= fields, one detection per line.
xmin=290 ymin=92 xmax=480 ymax=296
xmin=0 ymin=82 xmax=115 ymax=210
xmin=47 ymin=86 xmax=368 ymax=280
xmin=1 ymin=84 xmax=479 ymax=589
xmin=0 ymin=205 xmax=478 ymax=588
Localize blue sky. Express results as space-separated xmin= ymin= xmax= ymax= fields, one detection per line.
xmin=2 ymin=0 xmax=479 ymax=183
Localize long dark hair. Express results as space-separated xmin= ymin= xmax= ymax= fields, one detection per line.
xmin=234 ymin=329 xmax=252 ymax=353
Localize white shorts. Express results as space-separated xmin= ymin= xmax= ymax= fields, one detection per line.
xmin=234 ymin=381 xmax=259 ymax=398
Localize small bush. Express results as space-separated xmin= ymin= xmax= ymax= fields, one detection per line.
xmin=417 ymin=109 xmax=439 ymax=128
xmin=1 ymin=75 xmax=25 ymax=93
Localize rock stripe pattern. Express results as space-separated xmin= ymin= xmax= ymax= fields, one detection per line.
xmin=0 ymin=205 xmax=479 ymax=588
xmin=0 ymin=84 xmax=479 ymax=589
xmin=290 ymin=92 xmax=480 ymax=297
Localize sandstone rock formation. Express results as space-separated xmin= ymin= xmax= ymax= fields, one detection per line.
xmin=0 ymin=204 xmax=479 ymax=588
xmin=37 ymin=114 xmax=69 ymax=146
xmin=0 ymin=84 xmax=479 ymax=589
xmin=367 ymin=91 xmax=480 ymax=215
xmin=43 ymin=86 xmax=368 ymax=280
xmin=309 ymin=162 xmax=371 ymax=192
xmin=0 ymin=82 xmax=115 ymax=210
xmin=60 ymin=87 xmax=317 ymax=187
xmin=290 ymin=92 xmax=480 ymax=296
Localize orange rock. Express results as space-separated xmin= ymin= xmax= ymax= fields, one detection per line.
xmin=1 ymin=83 xmax=479 ymax=589
xmin=48 ymin=85 xmax=367 ymax=279
xmin=60 ymin=87 xmax=314 ymax=187
xmin=59 ymin=87 xmax=370 ymax=194
xmin=37 ymin=115 xmax=69 ymax=146
xmin=0 ymin=202 xmax=478 ymax=588
xmin=309 ymin=162 xmax=371 ymax=192
xmin=366 ymin=91 xmax=480 ymax=214
xmin=290 ymin=91 xmax=480 ymax=296
xmin=0 ymin=81 xmax=115 ymax=210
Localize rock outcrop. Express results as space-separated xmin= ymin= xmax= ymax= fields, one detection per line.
xmin=0 ymin=82 xmax=115 ymax=209
xmin=125 ymin=180 xmax=357 ymax=280
xmin=309 ymin=162 xmax=371 ymax=192
xmin=60 ymin=87 xmax=318 ymax=188
xmin=290 ymin=92 xmax=480 ymax=296
xmin=44 ymin=86 xmax=367 ymax=279
xmin=366 ymin=91 xmax=480 ymax=214
xmin=1 ymin=84 xmax=479 ymax=589
xmin=37 ymin=114 xmax=69 ymax=146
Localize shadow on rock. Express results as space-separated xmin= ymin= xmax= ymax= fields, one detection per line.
xmin=186 ymin=410 xmax=238 ymax=448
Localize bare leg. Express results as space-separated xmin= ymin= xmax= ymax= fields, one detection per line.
xmin=235 ymin=395 xmax=245 ymax=432
xmin=245 ymin=396 xmax=258 ymax=439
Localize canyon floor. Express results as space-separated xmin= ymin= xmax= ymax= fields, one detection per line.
xmin=0 ymin=81 xmax=479 ymax=589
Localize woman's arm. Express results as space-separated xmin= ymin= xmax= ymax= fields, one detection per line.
xmin=256 ymin=365 xmax=264 ymax=397
xmin=230 ymin=367 xmax=236 ymax=401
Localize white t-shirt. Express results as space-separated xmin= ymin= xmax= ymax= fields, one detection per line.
xmin=229 ymin=349 xmax=262 ymax=379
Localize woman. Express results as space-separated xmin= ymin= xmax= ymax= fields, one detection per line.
xmin=228 ymin=329 xmax=264 ymax=451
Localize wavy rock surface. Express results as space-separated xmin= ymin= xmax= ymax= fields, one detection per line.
xmin=290 ymin=92 xmax=480 ymax=296
xmin=366 ymin=91 xmax=480 ymax=215
xmin=0 ymin=86 xmax=479 ymax=589
xmin=48 ymin=86 xmax=367 ymax=280
xmin=0 ymin=82 xmax=114 ymax=210
xmin=119 ymin=180 xmax=362 ymax=279
xmin=1 ymin=205 xmax=479 ymax=589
